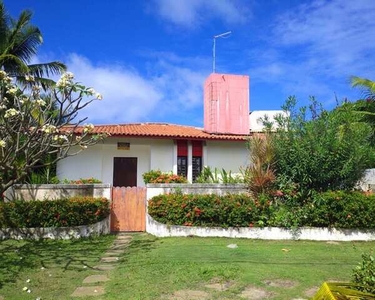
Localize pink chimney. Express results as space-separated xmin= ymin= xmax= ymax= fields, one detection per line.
xmin=203 ymin=73 xmax=249 ymax=134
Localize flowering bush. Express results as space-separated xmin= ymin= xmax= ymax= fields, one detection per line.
xmin=0 ymin=197 xmax=109 ymax=228
xmin=63 ymin=178 xmax=102 ymax=184
xmin=149 ymin=190 xmax=375 ymax=229
xmin=148 ymin=193 xmax=271 ymax=227
xmin=143 ymin=170 xmax=187 ymax=184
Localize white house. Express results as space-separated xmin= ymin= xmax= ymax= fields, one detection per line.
xmin=57 ymin=123 xmax=249 ymax=187
xmin=57 ymin=73 xmax=275 ymax=186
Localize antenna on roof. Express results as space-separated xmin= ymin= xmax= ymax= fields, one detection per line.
xmin=213 ymin=31 xmax=232 ymax=73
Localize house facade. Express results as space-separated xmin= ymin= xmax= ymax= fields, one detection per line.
xmin=57 ymin=124 xmax=248 ymax=186
xmin=57 ymin=73 xmax=254 ymax=186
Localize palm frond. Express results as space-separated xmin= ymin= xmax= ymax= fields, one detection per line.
xmin=11 ymin=25 xmax=42 ymax=63
xmin=312 ymin=282 xmax=375 ymax=300
xmin=0 ymin=2 xmax=9 ymax=51
xmin=15 ymin=75 xmax=57 ymax=90
xmin=0 ymin=53 xmax=29 ymax=74
xmin=351 ymin=76 xmax=375 ymax=99
xmin=28 ymin=61 xmax=67 ymax=78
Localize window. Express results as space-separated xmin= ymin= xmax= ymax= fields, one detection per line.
xmin=192 ymin=141 xmax=203 ymax=182
xmin=177 ymin=156 xmax=187 ymax=178
xmin=192 ymin=156 xmax=202 ymax=182
xmin=177 ymin=140 xmax=188 ymax=178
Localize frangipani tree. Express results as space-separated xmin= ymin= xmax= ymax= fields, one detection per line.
xmin=0 ymin=70 xmax=105 ymax=196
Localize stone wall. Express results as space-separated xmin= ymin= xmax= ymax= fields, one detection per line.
xmin=4 ymin=184 xmax=112 ymax=201
xmin=358 ymin=168 xmax=375 ymax=191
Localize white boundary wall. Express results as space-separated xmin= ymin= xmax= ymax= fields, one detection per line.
xmin=0 ymin=216 xmax=110 ymax=240
xmin=5 ymin=184 xmax=111 ymax=201
xmin=146 ymin=183 xmax=375 ymax=241
xmin=147 ymin=215 xmax=375 ymax=241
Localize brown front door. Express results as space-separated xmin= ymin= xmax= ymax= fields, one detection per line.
xmin=113 ymin=157 xmax=137 ymax=187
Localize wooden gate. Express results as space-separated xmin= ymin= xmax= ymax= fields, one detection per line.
xmin=110 ymin=186 xmax=146 ymax=232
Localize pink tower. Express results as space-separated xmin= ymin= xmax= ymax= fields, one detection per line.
xmin=203 ymin=73 xmax=249 ymax=134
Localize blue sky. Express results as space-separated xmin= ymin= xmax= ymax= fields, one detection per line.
xmin=4 ymin=0 xmax=375 ymax=126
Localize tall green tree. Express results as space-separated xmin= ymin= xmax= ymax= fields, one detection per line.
xmin=0 ymin=1 xmax=66 ymax=88
xmin=268 ymin=96 xmax=375 ymax=194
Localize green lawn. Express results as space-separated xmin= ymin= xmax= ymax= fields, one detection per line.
xmin=0 ymin=234 xmax=374 ymax=299
xmin=0 ymin=235 xmax=115 ymax=300
xmin=106 ymin=235 xmax=375 ymax=300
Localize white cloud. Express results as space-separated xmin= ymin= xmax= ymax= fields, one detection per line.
xmin=248 ymin=0 xmax=375 ymax=106
xmin=54 ymin=53 xmax=209 ymax=125
xmin=151 ymin=0 xmax=250 ymax=28
xmin=273 ymin=0 xmax=375 ymax=78
xmin=65 ymin=54 xmax=163 ymax=124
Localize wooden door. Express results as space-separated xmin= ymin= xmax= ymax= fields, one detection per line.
xmin=111 ymin=187 xmax=146 ymax=232
xmin=113 ymin=157 xmax=137 ymax=187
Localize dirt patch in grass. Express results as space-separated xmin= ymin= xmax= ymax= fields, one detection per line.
xmin=240 ymin=286 xmax=274 ymax=299
xmin=263 ymin=279 xmax=299 ymax=289
xmin=166 ymin=289 xmax=210 ymax=300
xmin=304 ymin=286 xmax=319 ymax=297
xmin=205 ymin=277 xmax=235 ymax=291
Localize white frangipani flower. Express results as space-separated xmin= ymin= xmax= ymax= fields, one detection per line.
xmin=36 ymin=99 xmax=46 ymax=106
xmin=25 ymin=74 xmax=35 ymax=82
xmin=4 ymin=108 xmax=20 ymax=118
xmin=41 ymin=124 xmax=58 ymax=134
xmin=83 ymin=123 xmax=94 ymax=133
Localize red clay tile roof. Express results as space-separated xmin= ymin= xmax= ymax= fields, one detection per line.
xmin=73 ymin=123 xmax=250 ymax=141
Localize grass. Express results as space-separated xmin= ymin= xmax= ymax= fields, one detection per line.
xmin=0 ymin=234 xmax=115 ymax=300
xmin=0 ymin=234 xmax=374 ymax=299
xmin=105 ymin=234 xmax=375 ymax=300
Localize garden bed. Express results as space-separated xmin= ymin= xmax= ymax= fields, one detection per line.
xmin=0 ymin=216 xmax=110 ymax=240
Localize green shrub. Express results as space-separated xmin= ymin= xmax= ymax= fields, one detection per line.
xmin=148 ymin=190 xmax=375 ymax=229
xmin=148 ymin=193 xmax=273 ymax=228
xmin=195 ymin=167 xmax=243 ymax=184
xmin=269 ymin=96 xmax=375 ymax=194
xmin=62 ymin=177 xmax=102 ymax=184
xmin=352 ymin=252 xmax=375 ymax=294
xmin=306 ymin=191 xmax=375 ymax=228
xmin=0 ymin=197 xmax=110 ymax=228
xmin=143 ymin=170 xmax=187 ymax=184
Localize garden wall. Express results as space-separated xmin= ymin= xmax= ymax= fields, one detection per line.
xmin=0 ymin=216 xmax=110 ymax=240
xmin=146 ymin=183 xmax=375 ymax=241
xmin=4 ymin=184 xmax=112 ymax=201
xmin=146 ymin=216 xmax=375 ymax=241
xmin=358 ymin=168 xmax=375 ymax=191
xmin=146 ymin=183 xmax=247 ymax=200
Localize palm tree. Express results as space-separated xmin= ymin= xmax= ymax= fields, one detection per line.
xmin=351 ymin=76 xmax=375 ymax=100
xmin=0 ymin=2 xmax=66 ymax=88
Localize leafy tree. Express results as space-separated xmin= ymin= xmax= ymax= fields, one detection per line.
xmin=0 ymin=1 xmax=66 ymax=88
xmin=268 ymin=96 xmax=375 ymax=194
xmin=0 ymin=70 xmax=104 ymax=196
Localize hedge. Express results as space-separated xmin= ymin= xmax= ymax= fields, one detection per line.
xmin=0 ymin=197 xmax=110 ymax=228
xmin=148 ymin=193 xmax=272 ymax=227
xmin=148 ymin=191 xmax=375 ymax=229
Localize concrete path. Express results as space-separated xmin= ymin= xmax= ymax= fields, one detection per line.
xmin=71 ymin=233 xmax=133 ymax=298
